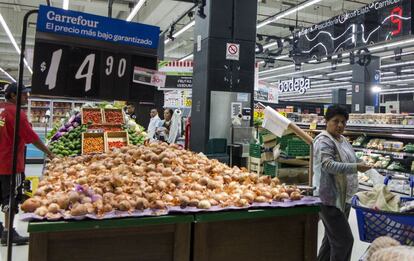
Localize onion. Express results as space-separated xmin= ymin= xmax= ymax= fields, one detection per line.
xmin=21 ymin=198 xmax=41 ymax=212
xmin=34 ymin=206 xmax=48 ymax=217
xmin=198 ymin=200 xmax=211 ymax=209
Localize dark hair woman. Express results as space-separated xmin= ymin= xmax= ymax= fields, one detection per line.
xmin=313 ymin=105 xmax=371 ymax=261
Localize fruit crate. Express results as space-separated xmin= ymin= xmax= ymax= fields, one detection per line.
xmin=248 ymin=157 xmax=264 ymax=174
xmin=105 ymin=131 xmax=129 ymax=151
xmin=264 ymin=161 xmax=278 ymax=177
xmin=103 ymin=108 xmax=125 ymax=124
xmin=249 ymin=143 xmax=262 ymax=158
xmin=276 ymin=134 xmax=297 ymax=150
xmin=82 ymin=132 xmax=106 ymax=155
xmin=81 ymin=108 xmax=103 ymax=125
xmin=258 ymin=128 xmax=277 ymax=144
xmin=285 ymin=139 xmax=310 ymax=157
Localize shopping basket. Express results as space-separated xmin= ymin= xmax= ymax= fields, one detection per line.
xmin=352 ymin=175 xmax=414 ymax=245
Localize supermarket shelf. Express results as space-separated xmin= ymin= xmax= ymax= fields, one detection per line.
xmin=296 ymin=122 xmax=414 ymax=129
xmin=31 ymin=106 xmax=50 ymax=109
xmin=353 ymin=147 xmax=414 ymax=158
xmin=377 ymin=169 xmax=413 ymax=177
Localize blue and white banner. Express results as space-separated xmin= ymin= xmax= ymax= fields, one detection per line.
xmin=37 ymin=5 xmax=160 ymax=49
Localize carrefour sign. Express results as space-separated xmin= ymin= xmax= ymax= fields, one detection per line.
xmin=278 ymin=77 xmax=311 ymax=94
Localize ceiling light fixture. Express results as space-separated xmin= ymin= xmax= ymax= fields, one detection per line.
xmin=0 ymin=13 xmax=33 ymax=74
xmin=179 ymin=53 xmax=193 ymax=61
xmin=165 ymin=20 xmax=195 ymax=44
xmin=260 ymin=63 xmax=349 ymax=80
xmin=126 ymin=0 xmax=146 ymax=22
xmin=0 ymin=67 xmax=16 ymax=82
xmin=257 ymin=0 xmax=323 ymax=29
xmin=63 ymin=0 xmax=69 ymax=10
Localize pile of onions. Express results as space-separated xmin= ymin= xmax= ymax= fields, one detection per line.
xmin=21 ymin=143 xmax=303 ymax=218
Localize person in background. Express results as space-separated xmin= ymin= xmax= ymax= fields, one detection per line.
xmin=156 ymin=108 xmax=173 ymax=142
xmin=147 ymin=108 xmax=161 ymax=141
xmin=156 ymin=108 xmax=182 ymax=144
xmin=126 ymin=103 xmax=136 ymax=120
xmin=313 ymin=105 xmax=371 ymax=261
xmin=0 ymin=83 xmax=54 ymax=246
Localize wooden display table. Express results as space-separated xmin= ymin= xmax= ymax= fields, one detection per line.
xmin=193 ymin=206 xmax=319 ymax=261
xmin=28 ymin=215 xmax=193 ymax=261
xmin=28 ymin=205 xmax=319 ymax=261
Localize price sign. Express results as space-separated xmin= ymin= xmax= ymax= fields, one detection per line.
xmin=32 ymin=5 xmax=159 ymax=100
xmin=310 ymin=123 xmax=317 ymax=130
xmin=278 ymin=111 xmax=287 ymax=117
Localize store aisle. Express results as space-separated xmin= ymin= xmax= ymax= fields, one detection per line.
xmin=1 ymin=164 xmax=370 ymax=261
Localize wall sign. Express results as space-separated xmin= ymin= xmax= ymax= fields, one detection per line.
xmin=32 ymin=5 xmax=160 ymax=100
xmin=278 ymin=77 xmax=311 ymax=94
xmin=226 ymin=43 xmax=240 ymax=61
xmin=294 ymin=0 xmax=412 ymax=61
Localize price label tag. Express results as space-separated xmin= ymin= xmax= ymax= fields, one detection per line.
xmin=278 ymin=111 xmax=287 ymax=117
xmin=392 ymin=152 xmax=404 ymax=159
xmin=310 ymin=123 xmax=317 ymax=130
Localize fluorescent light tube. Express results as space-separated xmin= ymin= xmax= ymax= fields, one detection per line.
xmin=165 ymin=20 xmax=195 ymax=44
xmin=0 ymin=13 xmax=32 ymax=74
xmin=257 ymin=0 xmax=323 ymax=29
xmin=126 ymin=0 xmax=146 ymax=22
xmin=0 ymin=67 xmax=16 ymax=82
xmin=179 ymin=54 xmax=193 ymax=61
xmin=63 ymin=0 xmax=69 ymax=10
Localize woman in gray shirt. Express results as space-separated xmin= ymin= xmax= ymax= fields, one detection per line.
xmin=313 ymin=105 xmax=370 ymax=261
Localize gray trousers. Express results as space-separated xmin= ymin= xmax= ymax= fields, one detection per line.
xmin=317 ymin=204 xmax=353 ymax=261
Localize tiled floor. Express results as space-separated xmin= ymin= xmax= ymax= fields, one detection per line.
xmin=0 ymin=164 xmax=370 ymax=261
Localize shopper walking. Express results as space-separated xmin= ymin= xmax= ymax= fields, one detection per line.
xmin=156 ymin=108 xmax=181 ymax=144
xmin=0 ymin=83 xmax=54 ymax=245
xmin=313 ymin=105 xmax=371 ymax=261
xmin=125 ymin=102 xmax=137 ymax=120
xmin=147 ymin=108 xmax=161 ymax=141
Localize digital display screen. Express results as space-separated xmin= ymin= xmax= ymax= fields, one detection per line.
xmin=294 ymin=0 xmax=412 ymax=61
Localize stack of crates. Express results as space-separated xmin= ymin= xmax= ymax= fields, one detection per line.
xmin=277 ymin=134 xmax=310 ymax=158
xmin=248 ymin=143 xmax=264 ymax=174
xmin=264 ymin=161 xmax=278 ymax=177
xmin=248 ymin=128 xmax=277 ymax=174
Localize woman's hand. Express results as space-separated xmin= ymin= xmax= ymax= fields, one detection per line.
xmin=357 ymin=163 xmax=371 ymax=173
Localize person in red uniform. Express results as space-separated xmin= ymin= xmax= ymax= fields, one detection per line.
xmin=0 ymin=83 xmax=54 ymax=245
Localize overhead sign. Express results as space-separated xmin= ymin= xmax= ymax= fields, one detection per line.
xmin=294 ymin=0 xmax=412 ymax=61
xmin=226 ymin=43 xmax=240 ymax=61
xmin=37 ymin=5 xmax=159 ymax=49
xmin=158 ymin=60 xmax=193 ymax=90
xmin=32 ymin=5 xmax=160 ymax=100
xmin=278 ymin=77 xmax=311 ymax=94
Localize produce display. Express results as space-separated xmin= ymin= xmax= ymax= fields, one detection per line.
xmin=108 ymin=141 xmax=127 ymax=149
xmin=21 ymin=143 xmax=307 ymax=220
xmin=88 ymin=125 xmax=123 ymax=132
xmin=83 ymin=136 xmax=105 ymax=154
xmin=104 ymin=109 xmax=124 ymax=124
xmin=356 ymin=152 xmax=391 ymax=169
xmin=404 ymin=144 xmax=414 ymax=153
xmin=82 ymin=109 xmax=103 ymax=124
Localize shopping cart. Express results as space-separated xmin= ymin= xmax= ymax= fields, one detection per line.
xmin=352 ymin=175 xmax=414 ymax=246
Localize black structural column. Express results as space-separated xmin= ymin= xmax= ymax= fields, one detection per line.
xmin=332 ymin=88 xmax=347 ymax=105
xmin=351 ymin=56 xmax=380 ymax=113
xmin=190 ymin=0 xmax=257 ymax=153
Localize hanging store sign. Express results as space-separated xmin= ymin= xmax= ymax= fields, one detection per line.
xmin=133 ymin=67 xmax=166 ymax=88
xmin=36 ymin=5 xmax=159 ymax=49
xmin=254 ymin=81 xmax=279 ymax=104
xmin=158 ymin=60 xmax=193 ymax=90
xmin=278 ymin=77 xmax=311 ymax=94
xmin=32 ymin=5 xmax=160 ymax=100
xmin=294 ymin=0 xmax=412 ymax=61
